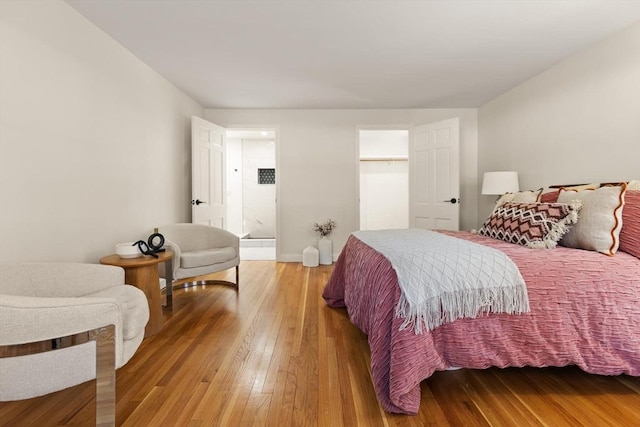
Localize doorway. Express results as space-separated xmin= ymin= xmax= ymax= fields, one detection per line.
xmin=226 ymin=128 xmax=277 ymax=260
xmin=358 ymin=129 xmax=409 ymax=230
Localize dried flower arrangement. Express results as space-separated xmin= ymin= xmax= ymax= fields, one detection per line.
xmin=313 ymin=219 xmax=337 ymax=238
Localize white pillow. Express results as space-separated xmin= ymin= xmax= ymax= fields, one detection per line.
xmin=496 ymin=188 xmax=542 ymax=206
xmin=628 ymin=180 xmax=640 ymax=190
xmin=557 ymin=184 xmax=627 ymax=256
xmin=564 ymin=183 xmax=600 ymax=191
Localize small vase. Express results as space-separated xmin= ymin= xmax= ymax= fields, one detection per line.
xmin=302 ymin=245 xmax=319 ymax=267
xmin=318 ymin=236 xmax=333 ymax=265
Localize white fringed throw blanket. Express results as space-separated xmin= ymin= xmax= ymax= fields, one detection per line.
xmin=353 ymin=229 xmax=529 ymax=333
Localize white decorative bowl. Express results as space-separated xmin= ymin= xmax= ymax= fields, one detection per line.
xmin=116 ymin=242 xmax=142 ymax=259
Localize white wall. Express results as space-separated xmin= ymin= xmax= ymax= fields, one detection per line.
xmin=242 ymin=138 xmax=276 ymax=238
xmin=0 ymin=1 xmax=203 ymax=263
xmin=225 ymin=137 xmax=244 ymax=235
xmin=205 ymin=109 xmax=478 ymax=261
xmin=478 ymin=22 xmax=640 ymax=223
xmin=225 ymin=136 xmax=277 ymax=237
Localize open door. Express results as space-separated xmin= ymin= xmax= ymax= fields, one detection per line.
xmin=191 ymin=116 xmax=226 ymax=227
xmin=409 ymin=118 xmax=460 ymax=231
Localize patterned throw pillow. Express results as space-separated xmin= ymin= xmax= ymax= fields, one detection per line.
xmin=479 ymin=202 xmax=582 ymax=249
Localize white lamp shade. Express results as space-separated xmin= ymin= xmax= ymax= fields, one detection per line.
xmin=481 ymin=171 xmax=519 ymax=195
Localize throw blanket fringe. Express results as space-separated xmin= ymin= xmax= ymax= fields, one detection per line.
xmin=396 ymin=285 xmax=531 ymax=333
xmin=527 ymin=203 xmax=580 ymax=249
xmin=353 ymin=229 xmax=529 ymax=334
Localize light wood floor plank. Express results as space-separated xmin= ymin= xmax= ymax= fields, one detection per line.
xmin=1 ymin=261 xmax=638 ymax=426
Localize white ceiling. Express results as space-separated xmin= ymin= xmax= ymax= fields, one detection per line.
xmin=66 ymin=1 xmax=640 ymax=109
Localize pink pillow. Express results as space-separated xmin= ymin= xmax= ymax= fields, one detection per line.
xmin=540 ymin=190 xmax=560 ymax=203
xmin=619 ymin=190 xmax=640 ymax=259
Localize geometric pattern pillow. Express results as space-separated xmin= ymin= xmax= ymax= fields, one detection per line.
xmin=619 ymin=190 xmax=640 ymax=259
xmin=479 ymin=202 xmax=582 ymax=249
xmin=557 ymin=183 xmax=627 ymax=256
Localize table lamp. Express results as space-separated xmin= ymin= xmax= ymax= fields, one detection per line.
xmin=481 ymin=171 xmax=519 ymax=196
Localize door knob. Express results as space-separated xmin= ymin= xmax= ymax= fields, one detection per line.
xmin=443 ymin=198 xmax=459 ymax=204
xmin=191 ymin=199 xmax=205 ymax=205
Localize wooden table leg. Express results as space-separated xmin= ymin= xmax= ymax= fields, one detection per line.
xmin=164 ymin=257 xmax=174 ymax=309
xmin=123 ymin=265 xmax=163 ymax=337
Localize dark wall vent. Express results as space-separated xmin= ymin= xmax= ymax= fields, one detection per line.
xmin=258 ymin=168 xmax=276 ymax=184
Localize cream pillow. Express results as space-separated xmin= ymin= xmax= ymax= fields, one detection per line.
xmin=627 ymin=180 xmax=640 ymax=190
xmin=496 ymin=188 xmax=543 ymax=206
xmin=557 ymin=184 xmax=627 ymax=256
xmin=563 ymin=183 xmax=600 ymax=191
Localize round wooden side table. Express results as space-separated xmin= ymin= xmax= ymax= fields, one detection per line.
xmin=100 ymin=251 xmax=173 ymax=338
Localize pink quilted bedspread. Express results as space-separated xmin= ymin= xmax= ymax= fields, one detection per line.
xmin=322 ymin=231 xmax=640 ymax=414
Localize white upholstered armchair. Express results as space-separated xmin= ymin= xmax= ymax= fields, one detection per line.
xmin=158 ymin=223 xmax=240 ymax=307
xmin=0 ymin=263 xmax=149 ymax=426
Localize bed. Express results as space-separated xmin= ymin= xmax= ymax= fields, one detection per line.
xmin=322 ymin=184 xmax=640 ymax=414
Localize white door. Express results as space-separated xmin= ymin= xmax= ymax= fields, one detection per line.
xmin=409 ymin=118 xmax=460 ymax=230
xmin=191 ymin=116 xmax=226 ymax=227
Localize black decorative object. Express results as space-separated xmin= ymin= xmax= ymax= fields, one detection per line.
xmin=148 ymin=231 xmax=165 ymax=249
xmin=134 ymin=228 xmax=166 ymax=258
xmin=258 ymin=168 xmax=276 ymax=184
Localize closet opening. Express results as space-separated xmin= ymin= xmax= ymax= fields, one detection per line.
xmin=358 ymin=129 xmax=409 ymax=230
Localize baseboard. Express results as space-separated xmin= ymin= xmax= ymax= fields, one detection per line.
xmin=277 ymin=253 xmax=302 ymax=262
xmin=277 ymin=253 xmax=337 ymax=263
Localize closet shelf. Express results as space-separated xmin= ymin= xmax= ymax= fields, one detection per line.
xmin=359 ymin=156 xmax=408 ymax=162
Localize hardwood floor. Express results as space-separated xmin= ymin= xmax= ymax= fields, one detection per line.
xmin=1 ymin=261 xmax=639 ymax=426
